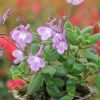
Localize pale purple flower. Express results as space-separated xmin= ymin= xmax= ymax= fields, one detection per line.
xmin=37 ymin=18 xmax=56 ymax=41
xmin=52 ymin=19 xmax=68 ymax=54
xmin=27 ymin=56 xmax=45 ymax=72
xmin=27 ymin=44 xmax=45 ymax=72
xmin=12 ymin=49 xmax=24 ymax=64
xmin=52 ymin=30 xmax=68 ymax=54
xmin=0 ymin=8 xmax=12 ymax=24
xmin=11 ymin=24 xmax=33 ymax=48
xmin=66 ymin=0 xmax=84 ymax=5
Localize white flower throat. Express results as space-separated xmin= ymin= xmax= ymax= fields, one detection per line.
xmin=19 ymin=32 xmax=27 ymax=40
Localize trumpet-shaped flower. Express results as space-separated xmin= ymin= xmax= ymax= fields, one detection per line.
xmin=52 ymin=19 xmax=68 ymax=54
xmin=27 ymin=44 xmax=45 ymax=72
xmin=52 ymin=30 xmax=68 ymax=54
xmin=11 ymin=24 xmax=33 ymax=48
xmin=37 ymin=18 xmax=56 ymax=41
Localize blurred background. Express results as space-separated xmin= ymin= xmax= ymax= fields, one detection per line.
xmin=0 ymin=0 xmax=100 ymax=99
xmin=0 ymin=0 xmax=100 ymax=33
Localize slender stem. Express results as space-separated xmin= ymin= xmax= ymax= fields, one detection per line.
xmin=67 ymin=3 xmax=73 ymax=19
xmin=43 ymin=49 xmax=50 ymax=57
xmin=66 ymin=0 xmax=73 ymax=20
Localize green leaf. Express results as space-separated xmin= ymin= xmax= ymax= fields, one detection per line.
xmin=46 ymin=84 xmax=61 ymax=98
xmin=81 ymin=26 xmax=93 ymax=35
xmin=28 ymin=72 xmax=43 ymax=94
xmin=64 ymin=21 xmax=73 ymax=29
xmin=63 ymin=62 xmax=73 ymax=73
xmin=52 ymin=78 xmax=64 ymax=87
xmin=32 ymin=43 xmax=39 ymax=54
xmin=60 ymin=95 xmax=73 ymax=100
xmin=18 ymin=61 xmax=26 ymax=71
xmin=89 ymin=33 xmax=100 ymax=44
xmin=66 ymin=54 xmax=75 ymax=66
xmin=10 ymin=66 xmax=22 ymax=78
xmin=66 ymin=79 xmax=76 ymax=96
xmin=89 ymin=62 xmax=98 ymax=70
xmin=66 ymin=29 xmax=78 ymax=45
xmin=12 ymin=72 xmax=22 ymax=79
xmin=55 ymin=66 xmax=68 ymax=76
xmin=44 ymin=76 xmax=64 ymax=87
xmin=73 ymin=64 xmax=88 ymax=74
xmin=75 ymin=27 xmax=81 ymax=36
xmin=94 ymin=75 xmax=100 ymax=89
xmin=82 ymin=49 xmax=98 ymax=62
xmin=10 ymin=66 xmax=18 ymax=74
xmin=42 ymin=66 xmax=56 ymax=75
xmin=49 ymin=50 xmax=60 ymax=62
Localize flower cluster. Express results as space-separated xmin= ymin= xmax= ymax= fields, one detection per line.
xmin=11 ymin=24 xmax=33 ymax=49
xmin=37 ymin=18 xmax=68 ymax=54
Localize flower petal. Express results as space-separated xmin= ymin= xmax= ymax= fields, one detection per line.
xmin=37 ymin=26 xmax=52 ymax=40
xmin=25 ymin=33 xmax=33 ymax=43
xmin=66 ymin=0 xmax=84 ymax=5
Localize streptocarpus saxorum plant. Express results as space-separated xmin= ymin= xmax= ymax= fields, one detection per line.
xmin=0 ymin=0 xmax=100 ymax=100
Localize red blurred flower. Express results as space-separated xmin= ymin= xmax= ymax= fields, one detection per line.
xmin=16 ymin=0 xmax=27 ymax=7
xmin=0 ymin=35 xmax=21 ymax=62
xmin=95 ymin=40 xmax=100 ymax=55
xmin=57 ymin=9 xmax=65 ymax=16
xmin=87 ymin=9 xmax=100 ymax=26
xmin=32 ymin=2 xmax=42 ymax=14
xmin=7 ymin=78 xmax=25 ymax=89
xmin=70 ymin=13 xmax=85 ymax=26
xmin=93 ymin=23 xmax=100 ymax=34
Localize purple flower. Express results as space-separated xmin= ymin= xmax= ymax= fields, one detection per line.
xmin=12 ymin=49 xmax=24 ymax=64
xmin=66 ymin=0 xmax=84 ymax=5
xmin=11 ymin=24 xmax=33 ymax=48
xmin=52 ymin=19 xmax=68 ymax=54
xmin=27 ymin=44 xmax=45 ymax=72
xmin=37 ymin=18 xmax=56 ymax=41
xmin=52 ymin=30 xmax=68 ymax=54
xmin=0 ymin=8 xmax=12 ymax=24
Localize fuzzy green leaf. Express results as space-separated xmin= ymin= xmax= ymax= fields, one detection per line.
xmin=42 ymin=66 xmax=56 ymax=75
xmin=66 ymin=79 xmax=76 ymax=96
xmin=55 ymin=66 xmax=68 ymax=76
xmin=28 ymin=72 xmax=43 ymax=94
xmin=64 ymin=21 xmax=73 ymax=29
xmin=81 ymin=26 xmax=93 ymax=35
xmin=46 ymin=84 xmax=61 ymax=98
xmin=60 ymin=96 xmax=73 ymax=100
xmin=89 ymin=33 xmax=100 ymax=44
xmin=66 ymin=29 xmax=78 ymax=45
xmin=94 ymin=75 xmax=100 ymax=89
xmin=82 ymin=49 xmax=98 ymax=62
